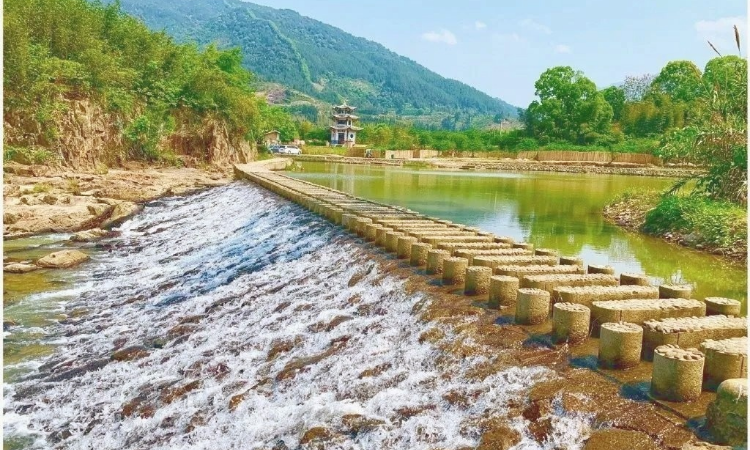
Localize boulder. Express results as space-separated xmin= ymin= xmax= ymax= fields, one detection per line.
xmin=4 ymin=262 xmax=39 ymax=273
xmin=70 ymin=228 xmax=111 ymax=242
xmin=101 ymin=201 xmax=141 ymax=228
xmin=37 ymin=250 xmax=90 ymax=269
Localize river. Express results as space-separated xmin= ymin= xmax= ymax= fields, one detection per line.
xmin=287 ymin=162 xmax=747 ymax=304
xmin=3 ymin=165 xmax=746 ymax=449
xmin=3 ymin=183 xmax=588 ymax=449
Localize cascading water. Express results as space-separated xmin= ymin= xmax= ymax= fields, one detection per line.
xmin=4 ymin=182 xmax=591 ymax=449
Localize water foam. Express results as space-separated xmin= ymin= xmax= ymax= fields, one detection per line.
xmin=4 ymin=182 xmax=591 ymax=449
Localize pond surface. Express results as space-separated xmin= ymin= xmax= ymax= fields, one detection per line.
xmin=288 ymin=162 xmax=747 ymax=306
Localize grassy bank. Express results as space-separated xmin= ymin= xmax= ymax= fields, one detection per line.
xmin=604 ymin=191 xmax=747 ymax=263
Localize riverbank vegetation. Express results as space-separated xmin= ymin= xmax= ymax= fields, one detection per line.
xmin=603 ymin=30 xmax=747 ymax=261
xmin=3 ymin=0 xmax=296 ymax=167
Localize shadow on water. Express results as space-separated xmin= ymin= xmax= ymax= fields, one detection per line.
xmin=494 ymin=315 xmax=516 ymax=326
xmin=522 ymin=334 xmax=556 ymax=350
xmin=620 ymin=381 xmax=651 ymax=402
xmin=569 ymin=355 xmax=599 ymax=370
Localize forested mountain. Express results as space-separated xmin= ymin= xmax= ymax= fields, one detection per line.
xmin=115 ymin=0 xmax=518 ymax=126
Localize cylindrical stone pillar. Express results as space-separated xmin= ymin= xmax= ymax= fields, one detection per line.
xmin=706 ymin=378 xmax=748 ymax=446
xmin=598 ymin=322 xmax=643 ymax=369
xmin=426 ymin=249 xmax=450 ymax=275
xmin=385 ymin=231 xmax=404 ymax=253
xmin=330 ymin=208 xmax=343 ymax=225
xmin=559 ymin=256 xmax=583 ymax=266
xmin=488 ymin=275 xmax=519 ymax=309
xmin=553 ymin=303 xmax=591 ymax=344
xmin=515 ymin=288 xmax=551 ymax=325
xmin=513 ymin=242 xmax=534 ymax=251
xmin=409 ymin=243 xmax=432 ymax=267
xmin=364 ymin=223 xmax=383 ymax=242
xmin=704 ymin=297 xmax=742 ymax=316
xmin=659 ymin=284 xmax=693 ymax=299
xmin=374 ymin=227 xmax=392 ymax=247
xmin=535 ymin=248 xmax=558 ymax=257
xmin=620 ymin=273 xmax=651 ymax=286
xmin=650 ymin=344 xmax=705 ymax=402
xmin=701 ymin=337 xmax=748 ymax=390
xmin=442 ymin=257 xmax=469 ymax=285
xmin=354 ymin=217 xmax=373 ymax=237
xmin=396 ymin=236 xmax=418 ymax=259
xmin=465 ymin=266 xmax=492 ymax=295
xmin=341 ymin=213 xmax=356 ymax=231
xmin=588 ymin=264 xmax=615 ymax=275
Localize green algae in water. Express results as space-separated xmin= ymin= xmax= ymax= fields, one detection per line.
xmin=288 ymin=162 xmax=747 ymax=309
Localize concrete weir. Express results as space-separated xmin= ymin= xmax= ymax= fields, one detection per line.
xmin=235 ymin=165 xmax=747 ymax=414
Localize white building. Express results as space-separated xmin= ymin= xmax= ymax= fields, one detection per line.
xmin=329 ymin=104 xmax=362 ymax=148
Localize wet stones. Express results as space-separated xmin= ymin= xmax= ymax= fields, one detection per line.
xmin=587 ymin=264 xmax=615 ymax=275
xmin=70 ymin=228 xmax=111 ymax=242
xmin=642 ymin=315 xmax=747 ymax=359
xmin=552 ymin=303 xmax=591 ymax=344
xmin=442 ymin=257 xmax=469 ymax=285
xmin=520 ymin=274 xmax=618 ymax=294
xmin=706 ymin=378 xmax=748 ymax=446
xmin=36 ymin=250 xmax=90 ymax=268
xmin=495 ymin=264 xmax=583 ymax=279
xmin=598 ymin=322 xmax=643 ymax=369
xmin=464 ymin=266 xmax=492 ymax=295
xmin=590 ymin=298 xmax=706 ymax=332
xmin=473 ymin=255 xmax=557 ymax=270
xmin=515 ymin=288 xmax=550 ymax=325
xmin=426 ymin=249 xmax=450 ymax=275
xmin=704 ymin=297 xmax=742 ymax=316
xmin=111 ymin=345 xmax=149 ymax=362
xmin=659 ymin=284 xmax=693 ymax=299
xmin=651 ymin=345 xmax=704 ymax=402
xmin=553 ymin=285 xmax=659 ymax=308
xmin=396 ymin=236 xmax=418 ymax=259
xmin=4 ymin=262 xmax=39 ymax=273
xmin=488 ymin=275 xmax=519 ymax=309
xmin=700 ymin=337 xmax=747 ymax=390
xmin=409 ymin=243 xmax=431 ymax=266
xmin=559 ymin=256 xmax=583 ymax=266
xmin=620 ymin=273 xmax=651 ymax=286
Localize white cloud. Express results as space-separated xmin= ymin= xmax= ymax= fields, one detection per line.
xmin=695 ymin=16 xmax=747 ymax=53
xmin=421 ymin=29 xmax=458 ymax=45
xmin=554 ymin=44 xmax=572 ymax=53
xmin=492 ymin=32 xmax=525 ymax=43
xmin=475 ymin=21 xmax=487 ymax=30
xmin=520 ymin=18 xmax=551 ymax=35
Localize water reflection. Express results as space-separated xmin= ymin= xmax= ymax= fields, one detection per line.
xmin=289 ymin=162 xmax=747 ymax=306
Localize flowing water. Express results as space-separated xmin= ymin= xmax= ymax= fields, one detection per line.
xmin=4 ymin=183 xmax=591 ymax=449
xmin=288 ymin=162 xmax=747 ymax=305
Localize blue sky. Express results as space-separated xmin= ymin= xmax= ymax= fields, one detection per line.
xmin=248 ymin=0 xmax=746 ymax=107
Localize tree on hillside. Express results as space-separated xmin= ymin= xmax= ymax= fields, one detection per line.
xmin=525 ymin=66 xmax=613 ymax=144
xmin=650 ymin=60 xmax=703 ymax=103
xmin=601 ymin=86 xmax=625 ymax=121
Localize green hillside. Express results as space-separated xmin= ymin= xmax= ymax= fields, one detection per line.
xmin=115 ymin=0 xmax=518 ymax=127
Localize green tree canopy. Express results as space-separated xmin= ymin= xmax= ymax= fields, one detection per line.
xmin=601 ymin=86 xmax=626 ymax=121
xmin=650 ymin=60 xmax=703 ymax=103
xmin=525 ymin=66 xmax=613 ymax=144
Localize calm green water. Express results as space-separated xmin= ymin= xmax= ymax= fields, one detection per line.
xmin=288 ymin=162 xmax=747 ymax=306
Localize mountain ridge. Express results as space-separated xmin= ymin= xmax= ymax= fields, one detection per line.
xmin=115 ymin=0 xmax=518 ymax=127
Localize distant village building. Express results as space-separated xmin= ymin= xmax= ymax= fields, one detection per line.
xmin=329 ymin=104 xmax=362 ymax=148
xmin=263 ymin=130 xmax=280 ymax=146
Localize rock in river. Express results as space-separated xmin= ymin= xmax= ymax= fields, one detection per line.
xmin=4 ymin=262 xmax=40 ymax=273
xmin=36 ymin=250 xmax=90 ymax=269
xmin=70 ymin=228 xmax=111 ymax=242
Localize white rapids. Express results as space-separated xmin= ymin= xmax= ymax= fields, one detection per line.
xmin=3 ymin=182 xmax=592 ymax=449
